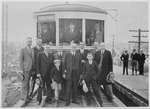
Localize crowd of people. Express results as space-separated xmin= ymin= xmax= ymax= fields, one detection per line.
xmin=120 ymin=49 xmax=146 ymax=76
xmin=19 ymin=37 xmax=114 ymax=107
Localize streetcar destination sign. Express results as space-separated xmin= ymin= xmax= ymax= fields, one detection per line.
xmin=38 ymin=15 xmax=55 ymax=21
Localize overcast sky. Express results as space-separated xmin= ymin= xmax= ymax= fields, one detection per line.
xmin=2 ymin=1 xmax=148 ymax=45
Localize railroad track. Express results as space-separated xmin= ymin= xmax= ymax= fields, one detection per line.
xmin=14 ymin=85 xmax=125 ymax=107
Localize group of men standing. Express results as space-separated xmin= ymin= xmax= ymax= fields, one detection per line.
xmin=19 ymin=37 xmax=114 ymax=107
xmin=120 ymin=49 xmax=146 ymax=75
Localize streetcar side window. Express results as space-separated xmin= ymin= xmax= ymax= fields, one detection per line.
xmin=86 ymin=19 xmax=104 ymax=46
xmin=37 ymin=22 xmax=56 ymax=46
xmin=59 ymin=19 xmax=82 ymax=45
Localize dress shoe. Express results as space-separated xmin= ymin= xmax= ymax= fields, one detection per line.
xmin=59 ymin=97 xmax=65 ymax=101
xmin=100 ymin=103 xmax=104 ymax=107
xmin=72 ymin=100 xmax=80 ymax=105
xmin=21 ymin=98 xmax=30 ymax=102
xmin=47 ymin=99 xmax=55 ymax=104
xmin=54 ymin=100 xmax=58 ymax=107
xmin=65 ymin=102 xmax=70 ymax=106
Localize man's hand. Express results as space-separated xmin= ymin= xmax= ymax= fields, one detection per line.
xmin=71 ymin=40 xmax=74 ymax=43
xmin=37 ymin=74 xmax=41 ymax=77
xmin=82 ymin=80 xmax=85 ymax=84
xmin=63 ymin=74 xmax=66 ymax=79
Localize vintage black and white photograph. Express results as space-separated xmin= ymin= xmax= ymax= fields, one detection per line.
xmin=1 ymin=0 xmax=149 ymax=108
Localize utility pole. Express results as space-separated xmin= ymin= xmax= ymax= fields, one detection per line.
xmin=129 ymin=29 xmax=148 ymax=54
xmin=111 ymin=35 xmax=115 ymax=57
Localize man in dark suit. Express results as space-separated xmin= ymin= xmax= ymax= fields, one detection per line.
xmin=120 ymin=50 xmax=129 ymax=75
xmin=138 ymin=50 xmax=146 ymax=75
xmin=76 ymin=41 xmax=89 ymax=96
xmin=19 ymin=37 xmax=34 ymax=101
xmin=63 ymin=43 xmax=82 ymax=106
xmin=29 ymin=37 xmax=44 ymax=98
xmin=36 ymin=44 xmax=54 ymax=104
xmin=91 ymin=42 xmax=100 ymax=55
xmin=94 ymin=43 xmax=114 ymax=100
xmin=41 ymin=23 xmax=55 ymax=44
xmin=54 ymin=45 xmax=66 ymax=100
xmin=131 ymin=49 xmax=139 ymax=76
xmin=82 ymin=52 xmax=103 ymax=107
xmin=62 ymin=22 xmax=81 ymax=44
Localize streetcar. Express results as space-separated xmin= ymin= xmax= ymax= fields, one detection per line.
xmin=33 ymin=4 xmax=108 ymax=51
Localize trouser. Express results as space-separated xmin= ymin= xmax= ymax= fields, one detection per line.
xmin=65 ymin=70 xmax=78 ymax=102
xmin=131 ymin=60 xmax=137 ymax=75
xmin=60 ymin=76 xmax=66 ymax=98
xmin=139 ymin=63 xmax=144 ymax=75
xmin=29 ymin=72 xmax=36 ymax=96
xmin=37 ymin=73 xmax=52 ymax=102
xmin=103 ymin=84 xmax=113 ymax=99
xmin=21 ymin=71 xmax=31 ymax=100
xmin=123 ymin=61 xmax=128 ymax=75
xmin=85 ymin=78 xmax=103 ymax=105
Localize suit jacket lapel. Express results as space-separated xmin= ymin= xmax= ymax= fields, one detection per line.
xmin=91 ymin=61 xmax=95 ymax=68
xmin=87 ymin=61 xmax=91 ymax=69
xmin=74 ymin=52 xmax=78 ymax=61
xmin=43 ymin=52 xmax=48 ymax=63
xmin=25 ymin=47 xmax=32 ymax=58
xmin=69 ymin=52 xmax=73 ymax=61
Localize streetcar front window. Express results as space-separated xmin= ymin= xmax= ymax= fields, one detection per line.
xmin=86 ymin=19 xmax=104 ymax=46
xmin=38 ymin=22 xmax=56 ymax=46
xmin=59 ymin=19 xmax=82 ymax=46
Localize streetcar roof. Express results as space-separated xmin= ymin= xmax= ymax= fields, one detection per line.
xmin=34 ymin=4 xmax=107 ymax=14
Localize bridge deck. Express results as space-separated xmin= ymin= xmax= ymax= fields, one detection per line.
xmin=114 ymin=65 xmax=149 ymax=100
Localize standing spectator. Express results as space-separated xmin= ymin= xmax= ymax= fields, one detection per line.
xmin=63 ymin=43 xmax=82 ymax=106
xmin=29 ymin=37 xmax=44 ymax=97
xmin=77 ymin=41 xmax=89 ymax=96
xmin=51 ymin=59 xmax=62 ymax=106
xmin=19 ymin=37 xmax=34 ymax=101
xmin=82 ymin=52 xmax=103 ymax=107
xmin=120 ymin=50 xmax=129 ymax=75
xmin=54 ymin=45 xmax=66 ymax=101
xmin=131 ymin=49 xmax=138 ymax=76
xmin=138 ymin=50 xmax=146 ymax=75
xmin=91 ymin=42 xmax=99 ymax=55
xmin=36 ymin=44 xmax=54 ymax=105
xmin=94 ymin=42 xmax=114 ymax=100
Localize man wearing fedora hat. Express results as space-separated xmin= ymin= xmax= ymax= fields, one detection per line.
xmin=94 ymin=42 xmax=114 ymax=100
xmin=63 ymin=43 xmax=82 ymax=106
